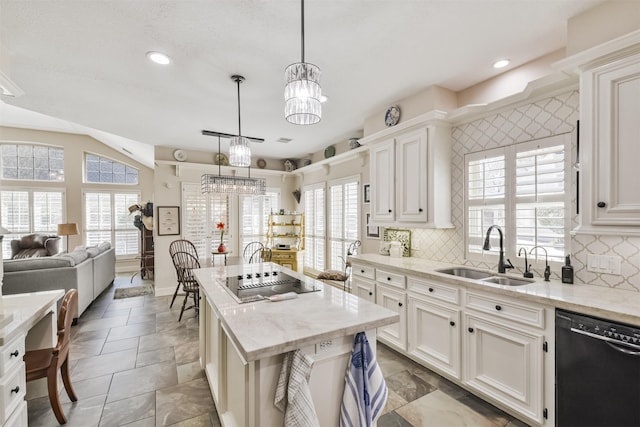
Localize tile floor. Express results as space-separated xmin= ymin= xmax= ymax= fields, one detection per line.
xmin=27 ymin=275 xmax=529 ymax=426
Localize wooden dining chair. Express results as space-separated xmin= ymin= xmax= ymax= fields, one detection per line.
xmin=249 ymin=247 xmax=272 ymax=263
xmin=169 ymin=239 xmax=199 ymax=308
xmin=23 ymin=289 xmax=78 ymax=425
xmin=171 ymin=251 xmax=201 ymax=321
xmin=243 ymin=241 xmax=264 ymax=263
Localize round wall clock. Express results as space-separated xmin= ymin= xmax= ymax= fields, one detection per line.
xmin=173 ymin=149 xmax=187 ymax=162
xmin=385 ymin=105 xmax=401 ymax=127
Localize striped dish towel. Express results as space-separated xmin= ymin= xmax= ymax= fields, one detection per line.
xmin=274 ymin=350 xmax=320 ymax=427
xmin=340 ymin=332 xmax=388 ymax=427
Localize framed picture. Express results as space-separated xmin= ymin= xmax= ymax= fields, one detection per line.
xmin=366 ymin=212 xmax=379 ymax=239
xmin=363 ymin=183 xmax=371 ymax=204
xmin=157 ymin=206 xmax=180 ymax=236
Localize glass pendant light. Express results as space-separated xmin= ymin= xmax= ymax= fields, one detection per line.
xmin=284 ymin=0 xmax=321 ymax=125
xmin=229 ymin=75 xmax=251 ymax=167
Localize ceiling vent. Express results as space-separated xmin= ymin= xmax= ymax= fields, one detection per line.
xmin=276 ymin=138 xmax=292 ymax=143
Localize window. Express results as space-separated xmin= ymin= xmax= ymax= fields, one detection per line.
xmin=328 ymin=177 xmax=359 ymax=270
xmin=304 ymin=184 xmax=325 ymax=272
xmin=465 ymin=134 xmax=569 ymax=264
xmin=239 ymin=190 xmax=280 ymax=251
xmin=85 ymin=153 xmax=138 ymax=184
xmin=1 ymin=189 xmax=65 ymax=257
xmin=182 ymin=183 xmax=230 ymax=257
xmin=84 ymin=191 xmax=140 ymax=256
xmin=1 ymin=143 xmax=64 ymax=181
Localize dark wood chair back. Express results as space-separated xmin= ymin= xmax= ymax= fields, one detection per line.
xmin=243 ymin=241 xmax=264 ymax=262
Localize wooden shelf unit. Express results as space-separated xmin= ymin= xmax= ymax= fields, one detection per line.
xmin=267 ymin=213 xmax=304 ymax=272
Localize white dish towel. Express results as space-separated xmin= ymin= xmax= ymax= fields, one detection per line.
xmin=274 ymin=349 xmax=320 ymax=427
xmin=340 ymin=332 xmax=388 ymax=427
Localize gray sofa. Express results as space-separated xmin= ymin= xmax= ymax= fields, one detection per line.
xmin=2 ymin=243 xmax=116 ymax=319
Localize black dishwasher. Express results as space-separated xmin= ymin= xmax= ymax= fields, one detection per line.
xmin=556 ymin=309 xmax=640 ymax=426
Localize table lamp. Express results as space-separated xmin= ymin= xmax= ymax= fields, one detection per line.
xmin=57 ymin=223 xmax=79 ymax=253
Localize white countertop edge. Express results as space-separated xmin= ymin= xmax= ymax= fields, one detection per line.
xmin=194 ymin=265 xmax=399 ymax=362
xmin=350 ymin=254 xmax=640 ymax=326
xmin=0 ymin=290 xmax=65 ymax=345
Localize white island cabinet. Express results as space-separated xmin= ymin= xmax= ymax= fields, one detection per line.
xmin=194 ymin=263 xmax=399 ymax=427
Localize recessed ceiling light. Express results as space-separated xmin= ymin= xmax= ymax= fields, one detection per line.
xmin=320 ymin=95 xmax=329 ymax=103
xmin=146 ymin=51 xmax=171 ymax=65
xmin=493 ymin=59 xmax=510 ymax=69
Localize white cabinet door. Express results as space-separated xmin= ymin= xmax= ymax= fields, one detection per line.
xmin=591 ymin=54 xmax=640 ymax=226
xmin=353 ymin=277 xmax=375 ymax=303
xmin=577 ymin=51 xmax=640 ymax=234
xmin=375 ymin=284 xmax=406 ymax=351
xmin=408 ymin=295 xmax=460 ymax=379
xmin=463 ymin=314 xmax=545 ymax=425
xmin=370 ymin=139 xmax=395 ymax=222
xmin=396 ymin=129 xmax=427 ymax=222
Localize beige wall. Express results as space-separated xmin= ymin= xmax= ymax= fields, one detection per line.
xmin=567 ymin=0 xmax=640 ymax=55
xmin=0 ymin=126 xmax=154 ymax=271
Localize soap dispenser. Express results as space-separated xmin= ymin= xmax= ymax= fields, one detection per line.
xmin=561 ymin=255 xmax=574 ymax=284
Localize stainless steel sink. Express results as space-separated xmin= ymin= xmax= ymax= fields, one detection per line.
xmin=436 ymin=268 xmax=494 ymax=280
xmin=480 ymin=276 xmax=534 ymax=286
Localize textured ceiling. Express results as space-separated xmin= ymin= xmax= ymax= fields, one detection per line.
xmin=0 ymin=0 xmax=601 ymax=167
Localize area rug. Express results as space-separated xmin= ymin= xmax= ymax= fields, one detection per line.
xmin=114 ymin=283 xmax=154 ymax=299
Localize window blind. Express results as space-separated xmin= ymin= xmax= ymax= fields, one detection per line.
xmin=181 ymin=183 xmax=230 ymax=257
xmin=84 ymin=191 xmax=139 ymax=256
xmin=328 ymin=179 xmax=359 ymax=270
xmin=304 ymin=185 xmax=325 ymax=272
xmin=465 ymin=135 xmax=568 ymax=264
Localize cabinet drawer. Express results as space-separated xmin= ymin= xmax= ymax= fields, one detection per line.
xmin=272 ymin=253 xmax=295 ymax=260
xmin=0 ymin=335 xmax=25 ymax=377
xmin=375 ymin=269 xmax=406 ymax=289
xmin=4 ymin=400 xmax=27 ymax=427
xmin=352 ymin=264 xmax=375 ymax=280
xmin=0 ymin=364 xmax=26 ymax=425
xmin=407 ymin=277 xmax=460 ymax=305
xmin=465 ymin=291 xmax=545 ymax=329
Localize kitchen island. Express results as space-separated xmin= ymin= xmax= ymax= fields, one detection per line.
xmin=194 ymin=262 xmax=398 ymax=427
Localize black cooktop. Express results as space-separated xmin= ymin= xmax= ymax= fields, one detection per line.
xmin=225 ymin=269 xmax=321 ymax=303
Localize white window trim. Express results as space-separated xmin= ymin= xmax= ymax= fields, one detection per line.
xmin=84 ymin=151 xmax=139 ymax=185
xmin=303 ymin=182 xmax=326 ymax=274
xmin=0 ymin=186 xmax=67 ymax=232
xmin=0 ymin=142 xmax=65 ymax=182
xmin=82 ymin=189 xmax=141 ymax=259
xmin=464 ymin=134 xmax=571 ymax=268
xmin=328 ymin=174 xmax=361 ymax=270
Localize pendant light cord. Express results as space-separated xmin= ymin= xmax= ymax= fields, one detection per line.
xmin=301 ymin=0 xmax=305 ymax=63
xmin=236 ymin=78 xmax=242 ymax=137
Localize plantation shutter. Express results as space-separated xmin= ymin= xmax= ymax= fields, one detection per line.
xmin=466 ymin=150 xmax=506 ymax=256
xmin=114 ymin=193 xmax=140 ymax=256
xmin=515 ymin=143 xmax=566 ymax=262
xmin=85 ymin=192 xmax=112 ymax=247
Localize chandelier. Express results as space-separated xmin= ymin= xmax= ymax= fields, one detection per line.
xmin=229 ymin=75 xmax=251 ymax=167
xmin=284 ymin=0 xmax=321 ymax=125
xmin=201 ymin=135 xmax=266 ymax=195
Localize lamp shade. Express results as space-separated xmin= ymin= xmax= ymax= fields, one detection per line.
xmin=57 ymin=223 xmax=79 ymax=236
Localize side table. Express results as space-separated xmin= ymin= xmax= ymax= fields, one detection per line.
xmin=211 ymin=251 xmax=229 ymax=266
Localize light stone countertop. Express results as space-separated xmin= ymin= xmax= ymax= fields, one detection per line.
xmin=350 ymin=254 xmax=640 ymax=326
xmin=194 ymin=263 xmax=399 ymax=362
xmin=0 ymin=290 xmax=64 ymax=345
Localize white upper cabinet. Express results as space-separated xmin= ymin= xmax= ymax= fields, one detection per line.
xmin=370 ymin=139 xmax=396 ymax=222
xmin=396 ymin=129 xmax=428 ymax=222
xmin=368 ymin=123 xmax=453 ymax=228
xmin=563 ymin=33 xmax=640 ymax=235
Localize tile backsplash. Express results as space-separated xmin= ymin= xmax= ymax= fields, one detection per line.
xmin=407 ymin=89 xmax=640 ymax=292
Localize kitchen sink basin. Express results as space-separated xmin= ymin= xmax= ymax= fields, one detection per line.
xmin=436 ymin=268 xmax=494 ymax=280
xmin=480 ymin=276 xmax=534 ymax=286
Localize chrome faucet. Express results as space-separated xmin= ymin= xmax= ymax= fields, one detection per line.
xmin=482 ymin=225 xmax=514 ymax=274
xmin=518 ymin=247 xmax=534 ymax=278
xmin=530 ymin=246 xmax=551 ymax=281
